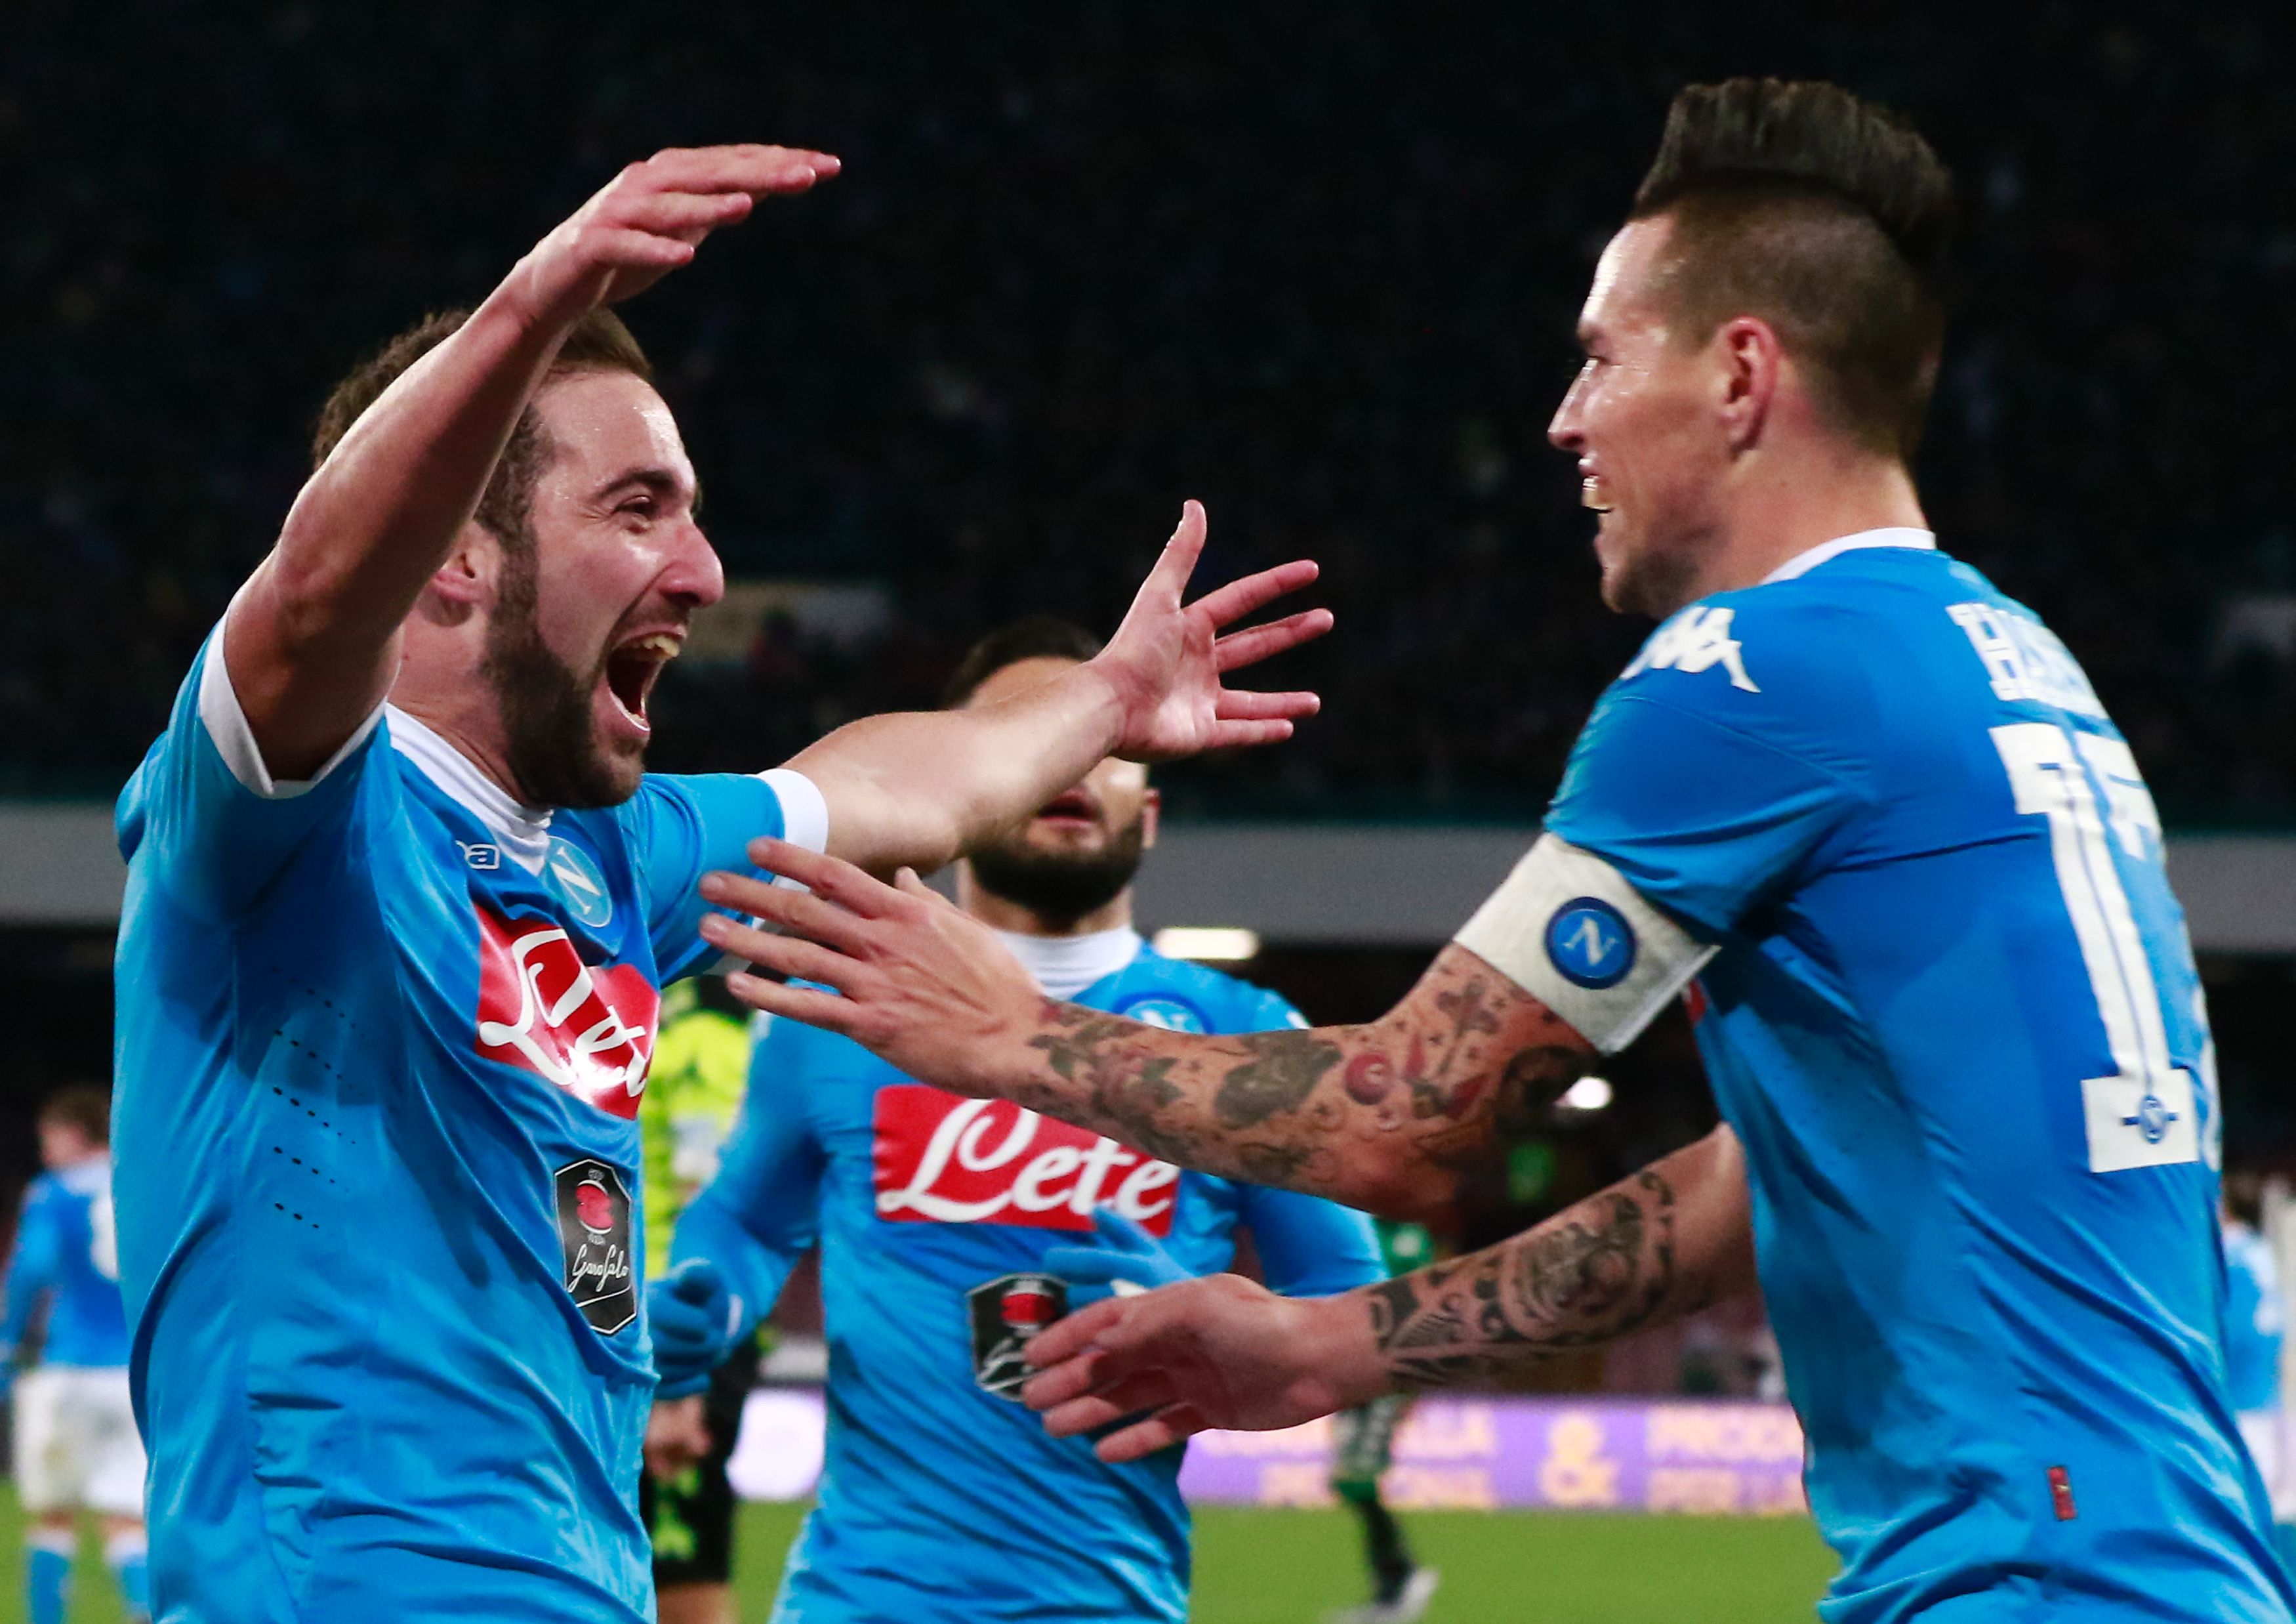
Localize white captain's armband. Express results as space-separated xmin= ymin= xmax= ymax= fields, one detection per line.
xmin=1452 ymin=834 xmax=1717 ymax=1055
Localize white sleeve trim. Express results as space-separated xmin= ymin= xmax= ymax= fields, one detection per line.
xmin=196 ymin=619 xmax=386 ymax=801
xmin=1452 ymin=833 xmax=1717 ymax=1056
xmin=757 ymin=768 xmax=830 ymax=856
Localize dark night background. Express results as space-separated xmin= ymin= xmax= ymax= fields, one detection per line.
xmin=5 ymin=4 xmax=2294 ymax=1257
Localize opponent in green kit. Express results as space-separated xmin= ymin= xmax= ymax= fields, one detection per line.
xmin=639 ymin=980 xmax=763 ymax=1624
xmin=1325 ymin=1220 xmax=1439 ymax=1624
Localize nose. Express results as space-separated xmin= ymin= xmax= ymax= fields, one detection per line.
xmin=661 ymin=518 xmax=726 ymax=612
xmin=1548 ymin=362 xmax=1589 ymax=454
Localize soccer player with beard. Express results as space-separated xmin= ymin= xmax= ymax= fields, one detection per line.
xmin=694 ymin=86 xmax=2296 ymax=1622
xmin=649 ymin=617 xmax=1385 ymax=1624
xmin=109 ymin=147 xmax=1328 ymax=1624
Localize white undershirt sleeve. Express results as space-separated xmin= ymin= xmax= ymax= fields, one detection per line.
xmin=756 ymin=768 xmax=830 ymax=856
xmin=196 ymin=619 xmax=386 ymax=801
xmin=1452 ymin=833 xmax=1718 ymax=1055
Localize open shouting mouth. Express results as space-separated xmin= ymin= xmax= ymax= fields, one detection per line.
xmin=602 ymin=631 xmax=682 ymax=734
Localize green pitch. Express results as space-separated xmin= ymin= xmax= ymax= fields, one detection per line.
xmin=1 ymin=1491 xmax=1838 ymax=1621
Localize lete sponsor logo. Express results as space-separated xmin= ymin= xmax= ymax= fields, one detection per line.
xmin=872 ymin=1085 xmax=1180 ymax=1236
xmin=474 ymin=905 xmax=658 ymax=1119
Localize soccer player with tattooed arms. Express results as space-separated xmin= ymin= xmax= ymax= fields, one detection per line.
xmin=110 ymin=145 xmax=1326 ymax=1623
xmin=702 ymin=83 xmax=2296 ymax=1623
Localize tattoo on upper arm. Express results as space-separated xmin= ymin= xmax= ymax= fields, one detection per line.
xmin=1364 ymin=1169 xmax=1680 ymax=1389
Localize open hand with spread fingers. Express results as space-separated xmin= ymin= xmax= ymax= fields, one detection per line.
xmin=1014 ymin=1274 xmax=1386 ymax=1465
xmin=1090 ymin=500 xmax=1330 ymax=762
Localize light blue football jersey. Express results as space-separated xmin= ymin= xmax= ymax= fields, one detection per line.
xmin=112 ymin=629 xmax=816 ymax=1624
xmin=2225 ymin=1223 xmax=2285 ymax=1416
xmin=2 ymin=1159 xmax=130 ymax=1370
xmin=674 ymin=939 xmax=1385 ymax=1623
xmin=1545 ymin=533 xmax=2295 ymax=1621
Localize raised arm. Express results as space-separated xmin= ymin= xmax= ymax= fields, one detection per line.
xmin=781 ymin=501 xmax=1328 ymax=877
xmin=695 ymin=844 xmax=1597 ymax=1224
xmin=226 ymin=145 xmax=836 ymax=780
xmin=1021 ymin=1123 xmax=1758 ymax=1463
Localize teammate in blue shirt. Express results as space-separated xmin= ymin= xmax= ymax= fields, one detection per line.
xmin=111 ymin=145 xmax=1328 ymax=1624
xmin=700 ymin=83 xmax=2296 ymax=1621
xmin=650 ymin=619 xmax=1385 ymax=1622
xmin=4 ymin=1087 xmax=148 ymax=1624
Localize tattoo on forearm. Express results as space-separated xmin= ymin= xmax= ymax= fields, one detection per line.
xmin=1002 ymin=949 xmax=1591 ymax=1212
xmin=1214 ymin=1033 xmax=1342 ymax=1127
xmin=1364 ymin=1170 xmax=1681 ymax=1389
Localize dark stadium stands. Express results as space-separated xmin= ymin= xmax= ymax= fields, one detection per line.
xmin=5 ymin=5 xmax=2295 ymax=818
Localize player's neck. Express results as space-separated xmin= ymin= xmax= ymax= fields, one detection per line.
xmin=957 ymin=872 xmax=1136 ymax=939
xmin=1702 ymin=448 xmax=1928 ymax=599
xmin=386 ymin=686 xmax=541 ymax=813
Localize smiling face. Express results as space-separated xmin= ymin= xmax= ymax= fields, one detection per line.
xmin=962 ymin=656 xmax=1158 ymax=925
xmin=482 ymin=369 xmax=724 ymax=807
xmin=1548 ymin=216 xmax=1734 ymax=619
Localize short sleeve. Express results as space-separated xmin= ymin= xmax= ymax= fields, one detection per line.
xmin=115 ymin=623 xmax=384 ymax=923
xmin=619 ymin=769 xmax=829 ymax=983
xmin=1544 ymin=596 xmax=1877 ymax=936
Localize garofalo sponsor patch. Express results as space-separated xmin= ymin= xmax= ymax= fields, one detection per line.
xmin=554 ymin=1159 xmax=636 ymax=1333
xmin=966 ymin=1272 xmax=1069 ymax=1401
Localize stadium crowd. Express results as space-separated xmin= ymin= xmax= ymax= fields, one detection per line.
xmin=6 ymin=6 xmax=2296 ymax=816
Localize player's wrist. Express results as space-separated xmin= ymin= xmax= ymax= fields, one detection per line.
xmin=1301 ymin=1290 xmax=1395 ymax=1410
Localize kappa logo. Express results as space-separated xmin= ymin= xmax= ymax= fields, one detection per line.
xmin=474 ymin=906 xmax=658 ymax=1119
xmin=1545 ymin=898 xmax=1637 ymax=990
xmin=1622 ymin=605 xmax=1759 ymax=693
xmin=872 ymin=1085 xmax=1179 ymax=1235
xmin=544 ymin=837 xmax=614 ymax=929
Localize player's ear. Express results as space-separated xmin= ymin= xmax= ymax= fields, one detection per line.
xmin=1139 ymin=787 xmax=1161 ymax=852
xmin=1713 ymin=315 xmax=1781 ymax=453
xmin=424 ymin=520 xmax=500 ymax=615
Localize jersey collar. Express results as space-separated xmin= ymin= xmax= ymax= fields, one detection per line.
xmin=991 ymin=927 xmax=1144 ymax=1001
xmin=1761 ymin=526 xmax=1937 ymax=585
xmin=385 ymin=705 xmax=554 ymax=873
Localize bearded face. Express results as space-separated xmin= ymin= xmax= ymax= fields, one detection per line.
xmin=967 ymin=790 xmax=1151 ymax=927
xmin=482 ymin=543 xmax=639 ymax=810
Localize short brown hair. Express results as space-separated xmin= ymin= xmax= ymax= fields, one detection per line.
xmin=310 ymin=306 xmax=653 ymax=549
xmin=941 ymin=615 xmax=1103 ymax=708
xmin=1630 ymin=78 xmax=1956 ymax=459
xmin=39 ymin=1084 xmax=110 ymax=1147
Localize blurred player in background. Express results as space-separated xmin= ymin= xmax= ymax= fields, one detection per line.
xmin=2224 ymin=1168 xmax=2292 ymax=1566
xmin=2 ymin=1087 xmax=148 ymax=1624
xmin=707 ymin=81 xmax=2296 ymax=1621
xmin=108 ymin=142 xmax=1327 ymax=1623
xmin=649 ymin=618 xmax=1384 ymax=1623
xmin=638 ymin=979 xmax=764 ymax=1624
xmin=1324 ymin=1218 xmax=1437 ymax=1624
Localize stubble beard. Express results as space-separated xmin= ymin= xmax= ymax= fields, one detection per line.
xmin=482 ymin=545 xmax=642 ymax=810
xmin=1601 ymin=524 xmax=1702 ymax=622
xmin=968 ymin=811 xmax=1148 ymax=929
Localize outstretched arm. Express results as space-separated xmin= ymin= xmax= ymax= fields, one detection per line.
xmin=696 ymin=843 xmax=1595 ymax=1223
xmin=227 ymin=145 xmax=837 ymax=780
xmin=1019 ymin=1124 xmax=1757 ymax=1463
xmin=782 ymin=501 xmax=1328 ymax=877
